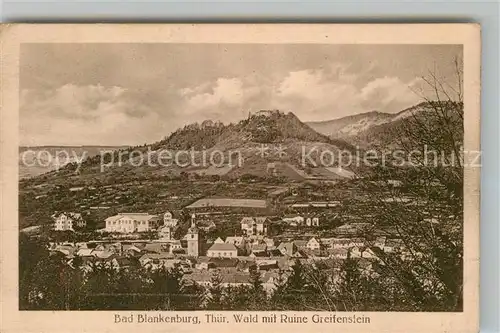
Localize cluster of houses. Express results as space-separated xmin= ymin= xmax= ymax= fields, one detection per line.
xmin=238 ymin=214 xmax=321 ymax=236
xmin=47 ymin=237 xmax=382 ymax=293
xmin=50 ymin=210 xmax=406 ymax=261
xmin=48 ymin=217 xmax=406 ymax=268
xmin=52 ymin=211 xmax=323 ymax=235
xmin=48 ymin=209 xmax=416 ymax=291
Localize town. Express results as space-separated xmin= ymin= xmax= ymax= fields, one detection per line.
xmin=18 ymin=137 xmax=459 ymax=312
xmin=24 ymin=176 xmax=426 ymax=297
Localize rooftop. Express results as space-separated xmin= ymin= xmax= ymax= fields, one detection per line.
xmin=105 ymin=213 xmax=160 ymax=222
xmin=208 ymin=243 xmax=238 ymax=252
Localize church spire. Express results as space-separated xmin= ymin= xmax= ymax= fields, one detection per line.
xmin=191 ymin=213 xmax=196 ymax=228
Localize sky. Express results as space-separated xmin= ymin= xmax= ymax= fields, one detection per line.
xmin=20 ymin=43 xmax=463 ymax=146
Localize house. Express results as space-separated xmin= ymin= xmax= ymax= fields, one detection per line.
xmin=306 ymin=237 xmax=321 ymax=251
xmin=109 ymin=242 xmax=122 ymax=253
xmin=350 ymin=246 xmax=377 ymax=259
xmin=111 ymin=257 xmax=137 ymax=270
xmin=290 ymin=201 xmax=341 ymax=208
xmin=122 ymin=244 xmax=143 ymax=256
xmin=93 ymin=250 xmax=115 ymax=260
xmin=305 ymin=216 xmax=320 ymax=227
xmin=240 ymin=217 xmax=269 ymax=236
xmin=237 ymin=259 xmax=257 ymax=273
xmin=213 ymin=237 xmax=225 ymax=244
xmin=76 ymin=248 xmax=94 ymax=257
xmin=249 ymin=243 xmax=267 ymax=257
xmin=52 ymin=212 xmax=85 ymax=231
xmin=158 ymin=226 xmax=172 ymax=240
xmin=328 ymin=248 xmax=348 ymax=259
xmin=53 ymin=244 xmax=77 ymax=257
xmin=256 ymin=259 xmax=278 ymax=271
xmin=105 ymin=213 xmax=162 ymax=233
xmin=267 ymin=162 xmax=278 ymax=176
xmin=361 ymin=247 xmax=378 ymax=259
xmin=251 ymin=243 xmax=267 ymax=252
xmin=143 ymin=242 xmax=170 ymax=254
xmin=351 ymin=247 xmax=363 ymax=258
xmin=349 ymin=238 xmax=366 ymax=248
xmin=320 ymin=238 xmax=335 ymax=247
xmin=198 ymin=220 xmax=216 ymax=232
xmin=262 ymin=271 xmax=289 ymax=293
xmin=163 ymin=211 xmax=179 ymax=227
xmin=195 ymin=257 xmax=216 ymax=270
xmin=282 ymin=215 xmax=304 ymax=225
xmin=263 ymin=237 xmax=275 ymax=248
xmin=249 ymin=251 xmax=268 ymax=258
xmin=331 ymin=238 xmax=351 ymax=249
xmin=268 ymin=248 xmax=284 ymax=257
xmin=145 ymin=240 xmax=182 ymax=254
xmin=225 ymin=236 xmax=246 ymax=248
xmin=277 ymin=242 xmax=298 ymax=256
xmin=167 ymin=240 xmax=183 ymax=253
xmin=292 ymin=240 xmax=308 ymax=250
xmin=139 ymin=253 xmax=175 ymax=268
xmin=207 ymin=243 xmax=238 ymax=258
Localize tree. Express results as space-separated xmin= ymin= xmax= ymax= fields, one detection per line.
xmin=22 ymin=251 xmax=78 ymax=310
xmin=247 ymin=265 xmax=267 ymax=309
xmin=272 ymin=259 xmax=309 ymax=310
xmin=352 ymin=58 xmax=465 ymax=311
xmin=148 ymin=264 xmax=184 ymax=310
xmin=206 ymin=271 xmax=224 ymax=310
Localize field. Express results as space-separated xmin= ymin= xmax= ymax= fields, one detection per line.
xmin=186 ymin=198 xmax=268 ymax=209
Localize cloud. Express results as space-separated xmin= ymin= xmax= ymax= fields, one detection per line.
xmin=273 ymin=66 xmax=421 ymax=121
xmin=20 ymin=63 xmax=426 ymax=145
xmin=177 ymin=77 xmax=261 ymax=122
xmin=20 ymin=84 xmax=165 ymax=146
xmin=21 ymin=84 xmax=127 ymax=121
xmin=360 ymin=76 xmax=423 ymax=111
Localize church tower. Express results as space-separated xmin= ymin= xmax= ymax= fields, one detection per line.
xmin=186 ymin=213 xmax=200 ymax=257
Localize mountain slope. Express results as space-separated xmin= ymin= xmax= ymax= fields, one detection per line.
xmin=305 ymin=102 xmax=457 ymax=148
xmin=154 ymin=110 xmax=343 ymax=151
xmin=22 ymin=110 xmax=357 ymax=184
xmin=307 ymin=111 xmax=394 ymax=138
xmin=348 ymin=102 xmax=463 ymax=149
xmin=19 ymin=146 xmax=126 ymax=179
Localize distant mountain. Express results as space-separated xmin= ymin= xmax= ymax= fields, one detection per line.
xmin=19 ymin=145 xmax=126 ymax=179
xmin=347 ymin=102 xmax=463 ymax=149
xmin=19 ymin=145 xmax=128 ymax=156
xmin=307 ymin=111 xmax=395 ymax=138
xmin=306 ymin=102 xmax=453 ymax=148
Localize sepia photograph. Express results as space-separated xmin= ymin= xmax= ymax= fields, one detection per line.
xmin=1 ymin=24 xmax=480 ymax=333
